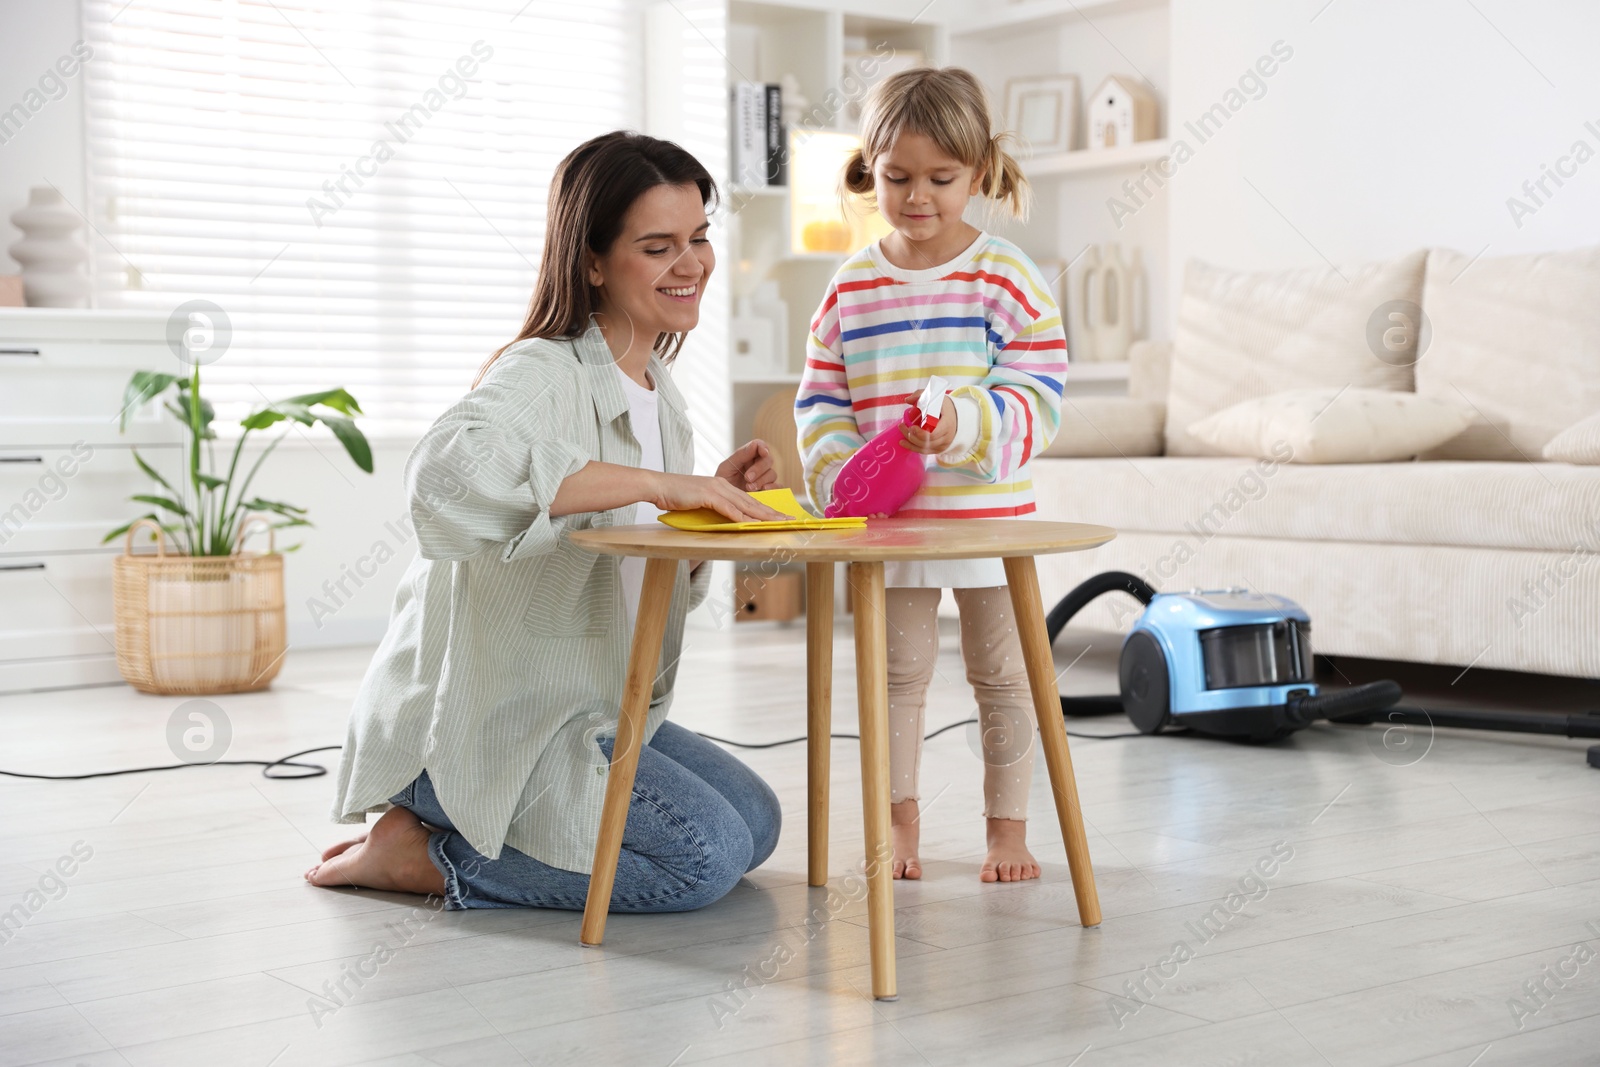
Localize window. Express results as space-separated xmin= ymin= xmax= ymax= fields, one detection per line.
xmin=83 ymin=0 xmax=640 ymax=439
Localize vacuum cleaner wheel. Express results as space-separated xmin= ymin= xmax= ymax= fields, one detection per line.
xmin=1120 ymin=631 xmax=1171 ymax=734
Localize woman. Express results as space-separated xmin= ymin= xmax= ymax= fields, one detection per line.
xmin=306 ymin=131 xmax=788 ymax=912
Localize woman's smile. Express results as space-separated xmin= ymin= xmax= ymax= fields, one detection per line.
xmin=657 ymin=282 xmax=698 ymax=303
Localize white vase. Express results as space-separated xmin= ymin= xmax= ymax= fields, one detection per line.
xmin=8 ymin=186 xmax=89 ymax=308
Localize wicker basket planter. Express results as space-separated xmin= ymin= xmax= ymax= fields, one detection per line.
xmin=113 ymin=516 xmax=287 ymax=695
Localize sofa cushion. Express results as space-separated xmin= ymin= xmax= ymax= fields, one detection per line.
xmin=1417 ymin=245 xmax=1600 ymax=461
xmin=1187 ymin=388 xmax=1471 ymax=463
xmin=1031 ymin=455 xmax=1600 ymax=553
xmin=1046 ymin=396 xmax=1164 ymax=458
xmin=1165 ymin=251 xmax=1425 ymax=456
xmin=1544 ymin=410 xmax=1600 ymax=464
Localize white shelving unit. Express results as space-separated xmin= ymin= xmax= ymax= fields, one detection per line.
xmin=646 ymin=0 xmax=948 ymax=468
xmin=645 ymin=0 xmax=1168 ymax=455
xmin=950 ymin=0 xmax=1171 ymax=368
xmin=644 ymin=0 xmax=948 ymax=620
xmin=950 ymin=0 xmax=1168 ymax=38
xmin=1022 ymin=137 xmax=1171 ymax=179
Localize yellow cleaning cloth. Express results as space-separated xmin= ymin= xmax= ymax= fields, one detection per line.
xmin=657 ymin=487 xmax=867 ymax=533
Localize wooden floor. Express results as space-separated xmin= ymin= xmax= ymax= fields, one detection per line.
xmin=2 ymin=621 xmax=1598 ymax=1066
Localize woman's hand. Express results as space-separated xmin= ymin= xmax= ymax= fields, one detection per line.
xmin=900 ymin=395 xmax=958 ymax=455
xmin=717 ymin=440 xmax=778 ymax=492
xmin=649 ymin=472 xmax=788 ymax=523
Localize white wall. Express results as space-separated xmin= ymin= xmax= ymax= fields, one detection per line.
xmin=0 ymin=1 xmax=88 ymax=270
xmin=1167 ymin=0 xmax=1600 ymax=313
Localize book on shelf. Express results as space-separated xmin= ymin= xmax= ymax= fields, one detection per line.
xmin=729 ymin=81 xmax=786 ymax=188
xmin=764 ymin=83 xmax=786 ymax=186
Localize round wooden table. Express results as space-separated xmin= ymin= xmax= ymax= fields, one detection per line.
xmin=568 ymin=517 xmax=1116 ymax=1000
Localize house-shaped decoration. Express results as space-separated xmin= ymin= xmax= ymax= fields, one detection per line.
xmin=1087 ymin=75 xmax=1158 ymax=150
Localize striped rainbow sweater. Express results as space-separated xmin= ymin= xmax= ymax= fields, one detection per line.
xmin=795 ymin=232 xmax=1067 ymax=518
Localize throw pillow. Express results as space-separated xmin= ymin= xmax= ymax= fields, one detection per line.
xmin=1417 ymin=245 xmax=1600 ymax=460
xmin=1543 ymin=411 xmax=1600 ymax=464
xmin=1187 ymin=388 xmax=1472 ymax=463
xmin=1043 ymin=397 xmax=1165 ymax=458
xmin=1165 ymin=251 xmax=1426 ymax=456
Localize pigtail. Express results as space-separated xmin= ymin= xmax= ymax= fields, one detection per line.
xmin=841 ymin=147 xmax=875 ymax=197
xmin=982 ymin=132 xmax=1032 ymax=220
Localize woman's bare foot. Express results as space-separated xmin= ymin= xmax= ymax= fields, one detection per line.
xmin=318 ymin=830 xmax=367 ymax=862
xmin=305 ymin=807 xmax=446 ymax=897
xmin=980 ymin=817 xmax=1040 ymax=883
xmin=891 ymin=798 xmax=922 ymax=879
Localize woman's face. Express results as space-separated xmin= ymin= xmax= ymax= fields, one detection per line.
xmin=588 ymin=182 xmax=714 ymax=344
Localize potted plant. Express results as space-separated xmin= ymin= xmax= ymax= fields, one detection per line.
xmin=104 ymin=357 xmax=372 ymax=695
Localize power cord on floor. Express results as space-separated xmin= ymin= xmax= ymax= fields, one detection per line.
xmin=697 ymin=718 xmax=1152 ymax=748
xmin=0 ymin=719 xmax=1152 ymax=781
xmin=0 ymin=745 xmax=340 ymax=781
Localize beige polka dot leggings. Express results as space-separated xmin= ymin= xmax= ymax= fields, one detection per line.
xmin=885 ymin=586 xmax=1036 ymax=821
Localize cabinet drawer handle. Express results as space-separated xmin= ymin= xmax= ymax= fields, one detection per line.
xmin=0 ymin=348 xmax=42 ymax=358
xmin=0 ymin=562 xmax=46 ymax=572
xmin=0 ymin=455 xmax=44 ymax=464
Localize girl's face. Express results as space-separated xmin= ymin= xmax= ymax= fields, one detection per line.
xmin=872 ymin=130 xmax=984 ymax=246
xmin=588 ymin=182 xmax=714 ymax=345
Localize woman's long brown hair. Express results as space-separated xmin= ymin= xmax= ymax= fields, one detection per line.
xmin=473 ymin=130 xmax=719 ymax=388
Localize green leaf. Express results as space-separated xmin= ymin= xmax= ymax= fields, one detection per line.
xmin=240 ymin=399 xmax=372 ymax=474
xmin=130 ymin=448 xmax=179 ymax=498
xmin=169 ymin=389 xmax=218 ymax=438
xmin=129 ymin=493 xmax=190 ymax=517
xmin=196 ymin=473 xmax=228 ymax=490
xmin=239 ymin=408 xmax=286 ymax=431
xmin=280 ymin=387 xmax=364 ymax=417
xmin=102 ymin=512 xmax=161 ymax=544
xmin=118 ymin=372 xmax=182 ymax=432
xmin=240 ymin=497 xmax=309 ymax=517
xmin=320 ymin=414 xmax=374 ymax=474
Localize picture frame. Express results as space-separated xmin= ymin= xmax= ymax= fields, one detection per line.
xmin=1004 ymin=75 xmax=1080 ymax=156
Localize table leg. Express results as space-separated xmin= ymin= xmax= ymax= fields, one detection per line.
xmin=806 ymin=562 xmax=834 ymax=888
xmin=849 ymin=560 xmax=897 ymax=1000
xmin=1003 ymin=555 xmax=1103 ymax=928
xmin=580 ymin=555 xmax=677 ymax=946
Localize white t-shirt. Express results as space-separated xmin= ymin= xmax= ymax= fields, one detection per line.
xmin=615 ymin=362 xmax=665 ymax=632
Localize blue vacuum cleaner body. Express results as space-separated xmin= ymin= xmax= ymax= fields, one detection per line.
xmin=1049 ymin=572 xmax=1600 ymax=761
xmin=1046 ymin=572 xmax=1400 ymax=742
xmin=1121 ymin=588 xmax=1318 ymax=741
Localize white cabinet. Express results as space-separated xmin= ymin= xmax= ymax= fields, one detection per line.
xmin=0 ymin=309 xmax=185 ymax=693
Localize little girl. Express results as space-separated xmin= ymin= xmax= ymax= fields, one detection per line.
xmin=795 ymin=67 xmax=1067 ymax=883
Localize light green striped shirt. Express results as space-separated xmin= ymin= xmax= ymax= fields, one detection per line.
xmin=328 ymin=320 xmax=711 ymax=872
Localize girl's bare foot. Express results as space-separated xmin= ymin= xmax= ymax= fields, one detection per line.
xmin=305 ymin=807 xmax=446 ymax=897
xmin=891 ymin=798 xmax=922 ymax=879
xmin=981 ymin=816 xmax=1040 ymax=883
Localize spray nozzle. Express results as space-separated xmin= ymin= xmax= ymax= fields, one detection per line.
xmin=904 ymin=375 xmax=950 ymax=431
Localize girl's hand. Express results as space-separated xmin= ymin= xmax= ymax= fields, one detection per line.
xmin=900 ymin=395 xmax=958 ymax=455
xmin=717 ymin=440 xmax=778 ymax=492
xmin=649 ymin=472 xmax=788 ymax=522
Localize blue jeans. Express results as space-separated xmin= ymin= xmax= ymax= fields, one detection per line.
xmin=387 ymin=720 xmax=781 ymax=912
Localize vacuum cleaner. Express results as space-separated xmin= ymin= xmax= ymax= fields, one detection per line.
xmin=1046 ymin=572 xmax=1600 ymax=765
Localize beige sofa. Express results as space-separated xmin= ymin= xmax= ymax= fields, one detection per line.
xmin=1031 ymin=246 xmax=1600 ymax=680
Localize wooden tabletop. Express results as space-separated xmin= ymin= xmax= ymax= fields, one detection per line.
xmin=567 ymin=518 xmax=1116 ymax=563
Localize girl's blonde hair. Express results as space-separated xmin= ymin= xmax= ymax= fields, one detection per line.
xmin=843 ymin=66 xmax=1030 ymax=220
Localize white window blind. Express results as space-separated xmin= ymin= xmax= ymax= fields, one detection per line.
xmin=83 ymin=0 xmax=640 ymax=439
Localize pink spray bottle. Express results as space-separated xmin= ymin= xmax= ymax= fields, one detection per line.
xmin=824 ymin=376 xmax=950 ymax=519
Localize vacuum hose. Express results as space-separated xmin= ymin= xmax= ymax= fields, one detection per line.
xmin=1286 ymin=680 xmax=1403 ymax=726
xmin=1046 ymin=571 xmax=1158 ymax=645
